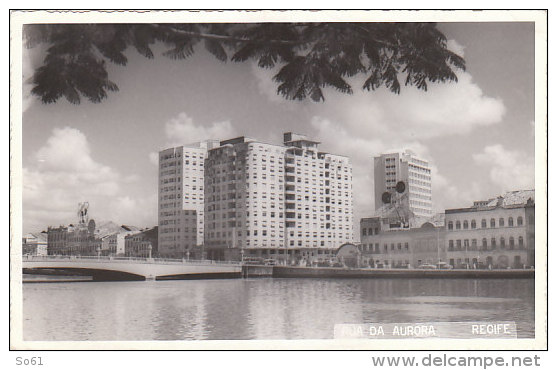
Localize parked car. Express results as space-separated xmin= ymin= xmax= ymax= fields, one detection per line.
xmin=417 ymin=263 xmax=437 ymax=270
xmin=436 ymin=262 xmax=453 ymax=269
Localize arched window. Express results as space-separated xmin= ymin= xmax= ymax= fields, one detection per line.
xmin=499 ymin=218 xmax=505 ymax=227
xmin=508 ymin=217 xmax=514 ymax=227
xmin=471 ymin=239 xmax=477 ymax=250
xmin=481 ymin=219 xmax=487 ymax=228
xmin=509 ymin=237 xmax=515 ymax=250
xmin=463 ymin=220 xmax=469 ymax=229
xmin=471 ymin=220 xmax=477 ymax=229
xmin=491 ymin=237 xmax=497 ymax=249
xmin=448 ymin=221 xmax=453 ymax=230
xmin=482 ymin=238 xmax=488 ymax=250
xmin=456 ymin=240 xmax=462 ymax=250
xmin=500 ymin=237 xmax=506 ymax=249
xmin=456 ymin=221 xmax=461 ymax=230
xmin=517 ymin=216 xmax=523 ymax=226
xmin=519 ymin=236 xmax=524 ymax=247
xmin=449 ymin=240 xmax=454 ymax=250
xmin=490 ymin=218 xmax=496 ymax=228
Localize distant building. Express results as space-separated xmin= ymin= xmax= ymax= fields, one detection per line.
xmin=125 ymin=227 xmax=158 ymax=258
xmin=46 ymin=225 xmax=68 ymax=255
xmin=158 ymin=141 xmax=219 ymax=258
xmin=22 ymin=232 xmax=48 ymax=256
xmin=360 ymin=190 xmax=535 ymax=269
xmin=444 ymin=190 xmax=535 ymax=269
xmin=46 ymin=203 xmax=128 ymax=256
xmin=374 ymin=150 xmax=432 ymax=219
xmin=204 ymin=133 xmax=353 ymax=261
xmin=99 ymin=225 xmax=141 ymax=256
xmin=47 ymin=220 xmax=101 ymax=256
xmin=360 ymin=216 xmax=445 ymax=268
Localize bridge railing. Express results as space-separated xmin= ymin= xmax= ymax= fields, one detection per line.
xmin=22 ymin=255 xmax=241 ymax=266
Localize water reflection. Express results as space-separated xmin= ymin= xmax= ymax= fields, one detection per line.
xmin=23 ymin=278 xmax=535 ymax=340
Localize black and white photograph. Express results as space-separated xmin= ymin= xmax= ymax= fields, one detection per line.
xmin=9 ymin=10 xmax=547 ymax=353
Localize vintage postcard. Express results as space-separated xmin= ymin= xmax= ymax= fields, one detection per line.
xmin=9 ymin=10 xmax=547 ymax=352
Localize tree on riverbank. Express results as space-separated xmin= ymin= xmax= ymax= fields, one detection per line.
xmin=25 ymin=22 xmax=465 ymax=105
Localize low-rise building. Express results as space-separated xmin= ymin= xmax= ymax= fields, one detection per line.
xmin=444 ymin=190 xmax=535 ymax=269
xmin=99 ymin=224 xmax=141 ymax=256
xmin=22 ymin=232 xmax=48 ymax=256
xmin=359 ymin=190 xmax=534 ymax=269
xmin=360 ymin=216 xmax=445 ymax=268
xmin=125 ymin=227 xmax=158 ymax=258
xmin=47 ymin=220 xmax=101 ymax=256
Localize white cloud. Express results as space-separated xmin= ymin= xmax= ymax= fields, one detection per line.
xmin=148 ymin=152 xmax=159 ymax=166
xmin=254 ymin=55 xmax=506 ymax=142
xmin=252 ymin=63 xmax=284 ymax=103
xmin=473 ymin=144 xmax=535 ymax=192
xmin=430 ymin=164 xmax=482 ymax=211
xmin=310 ymin=117 xmax=432 ymax=214
xmin=149 ymin=112 xmax=238 ymax=166
xmin=23 ymin=127 xmax=156 ymax=232
xmin=164 ymin=112 xmax=236 ymax=147
xmin=323 ymin=72 xmax=505 ymax=142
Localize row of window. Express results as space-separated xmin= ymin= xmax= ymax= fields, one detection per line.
xmin=448 ymin=216 xmax=523 ymax=230
xmin=448 ymin=236 xmax=525 ymax=250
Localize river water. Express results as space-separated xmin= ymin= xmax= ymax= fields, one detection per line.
xmin=22 ymin=278 xmax=535 ymax=340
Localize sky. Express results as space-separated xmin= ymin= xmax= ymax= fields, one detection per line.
xmin=20 ymin=21 xmax=536 ymax=235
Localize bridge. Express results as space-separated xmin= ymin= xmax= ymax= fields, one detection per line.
xmin=22 ymin=255 xmax=242 ymax=281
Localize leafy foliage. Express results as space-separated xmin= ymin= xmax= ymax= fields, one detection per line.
xmin=24 ymin=23 xmax=465 ymax=104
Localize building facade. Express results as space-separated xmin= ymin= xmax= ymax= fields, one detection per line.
xmin=100 ymin=226 xmax=140 ymax=256
xmin=203 ymin=133 xmax=354 ymax=262
xmin=125 ymin=227 xmax=158 ymax=258
xmin=359 ymin=190 xmax=535 ymax=269
xmin=204 ymin=136 xmax=286 ymax=260
xmin=47 ymin=220 xmax=101 ymax=256
xmin=158 ymin=141 xmax=219 ymax=258
xmin=374 ymin=150 xmax=432 ymax=219
xmin=444 ymin=190 xmax=535 ymax=269
xmin=360 ymin=216 xmax=445 ymax=268
xmin=22 ymin=232 xmax=48 ymax=256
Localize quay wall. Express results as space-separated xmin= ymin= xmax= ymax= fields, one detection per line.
xmin=242 ymin=265 xmax=274 ymax=278
xmin=272 ymin=266 xmax=535 ymax=279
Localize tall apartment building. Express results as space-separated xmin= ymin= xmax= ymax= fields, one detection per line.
xmin=204 ymin=133 xmax=353 ymax=261
xmin=284 ymin=133 xmax=353 ymax=252
xmin=374 ymin=150 xmax=433 ymax=219
xmin=157 ymin=141 xmax=219 ymax=258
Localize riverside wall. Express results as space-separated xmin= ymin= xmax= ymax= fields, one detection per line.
xmin=271 ymin=266 xmax=534 ymax=279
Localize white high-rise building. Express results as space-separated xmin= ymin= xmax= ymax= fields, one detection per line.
xmin=203 ymin=133 xmax=354 ymax=262
xmin=373 ymin=149 xmax=432 ymax=219
xmin=157 ymin=141 xmax=219 ymax=258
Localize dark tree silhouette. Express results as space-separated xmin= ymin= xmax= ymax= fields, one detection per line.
xmin=24 ymin=23 xmax=465 ymax=105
